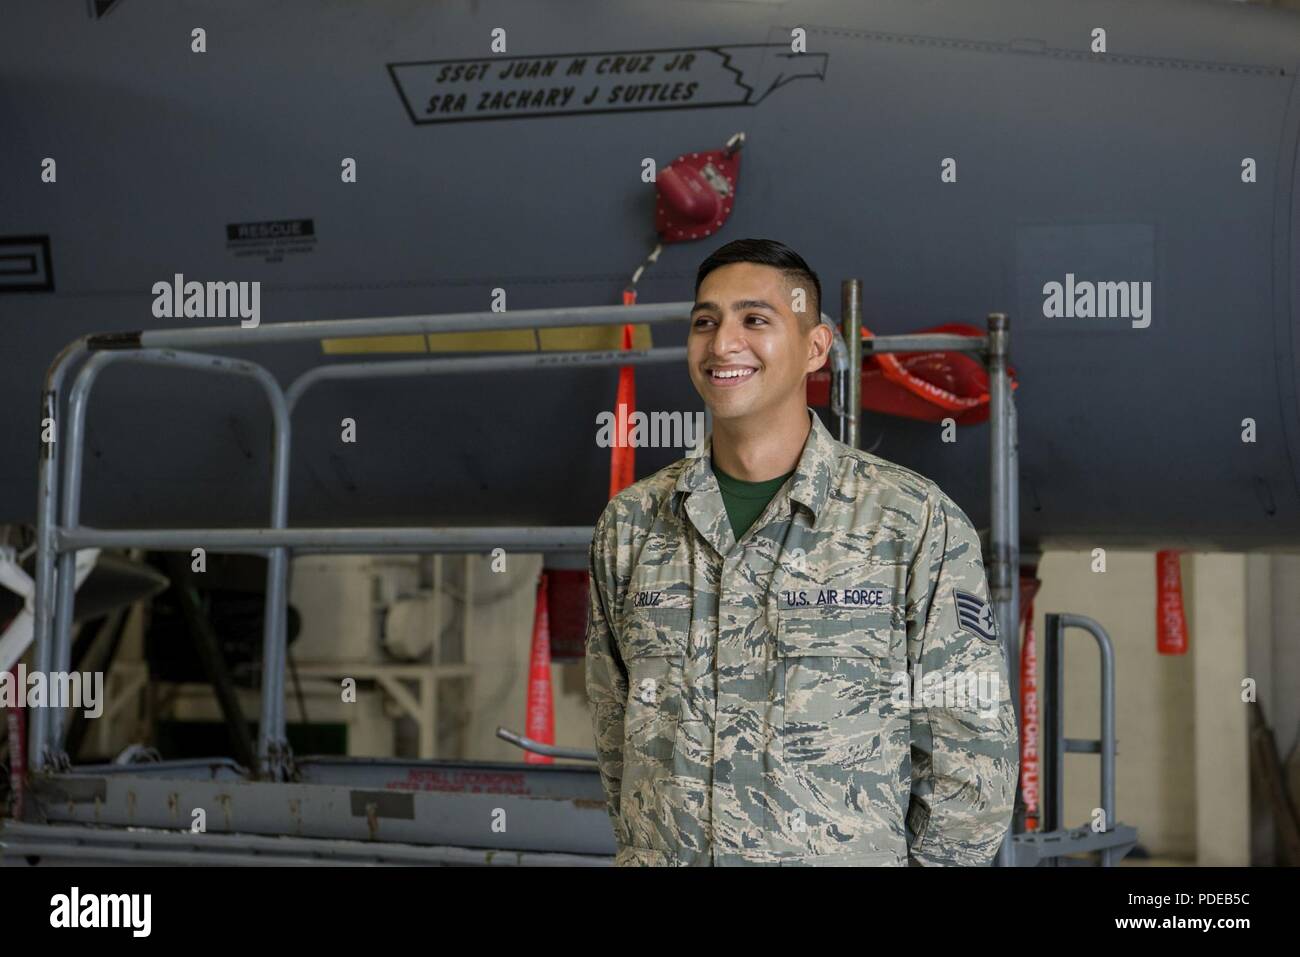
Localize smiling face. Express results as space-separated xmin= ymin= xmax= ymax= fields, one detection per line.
xmin=688 ymin=262 xmax=831 ymax=424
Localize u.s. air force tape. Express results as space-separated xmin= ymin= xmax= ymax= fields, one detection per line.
xmin=954 ymin=589 xmax=998 ymax=643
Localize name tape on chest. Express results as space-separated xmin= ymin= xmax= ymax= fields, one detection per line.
xmin=780 ymin=588 xmax=889 ymax=609
xmin=631 ymin=586 xmax=893 ymax=612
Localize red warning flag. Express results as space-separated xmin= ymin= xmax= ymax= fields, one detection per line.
xmin=1156 ymin=550 xmax=1189 ymax=655
xmin=608 ymin=290 xmax=637 ymax=498
xmin=1018 ymin=576 xmax=1042 ymax=831
xmin=524 ymin=572 xmax=554 ymax=764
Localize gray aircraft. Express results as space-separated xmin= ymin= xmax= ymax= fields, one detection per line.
xmin=2 ymin=0 xmax=1298 ymax=549
xmin=0 ymin=0 xmax=1297 ymax=865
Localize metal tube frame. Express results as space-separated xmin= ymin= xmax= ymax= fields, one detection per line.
xmin=53 ymin=349 xmax=293 ymax=776
xmin=987 ymin=313 xmax=1021 ymax=866
xmin=27 ymin=300 xmax=1018 ymax=860
xmin=820 ymin=311 xmax=851 ymax=443
xmin=1042 ymin=612 xmax=1119 ymax=866
xmin=30 ymin=303 xmax=694 ymax=779
xmin=841 ymin=281 xmax=863 ymax=449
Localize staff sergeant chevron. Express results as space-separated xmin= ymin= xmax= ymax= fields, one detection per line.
xmin=954 ymin=589 xmax=999 ymax=643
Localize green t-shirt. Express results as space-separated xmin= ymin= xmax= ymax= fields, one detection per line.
xmin=711 ymin=461 xmax=796 ymax=541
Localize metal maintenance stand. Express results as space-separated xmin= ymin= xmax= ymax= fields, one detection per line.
xmin=13 ymin=292 xmax=1132 ymax=865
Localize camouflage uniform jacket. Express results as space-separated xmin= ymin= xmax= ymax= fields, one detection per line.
xmin=585 ymin=408 xmax=1018 ymax=866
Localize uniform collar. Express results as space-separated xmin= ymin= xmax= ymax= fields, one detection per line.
xmin=673 ymin=408 xmax=839 ymax=526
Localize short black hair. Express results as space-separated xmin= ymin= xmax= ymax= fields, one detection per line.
xmin=694 ymin=238 xmax=822 ymax=327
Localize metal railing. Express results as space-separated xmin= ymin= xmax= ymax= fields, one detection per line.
xmin=1034 ymin=612 xmax=1135 ymax=867
xmin=30 ymin=304 xmax=852 ymax=780
xmin=27 ymin=296 xmax=1019 ymax=853
xmin=31 ymin=303 xmax=704 ymax=778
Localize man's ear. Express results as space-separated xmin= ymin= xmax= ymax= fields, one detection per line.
xmin=805 ymin=320 xmax=833 ymax=373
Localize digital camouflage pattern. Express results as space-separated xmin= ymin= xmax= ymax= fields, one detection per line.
xmin=585 ymin=408 xmax=1018 ymax=866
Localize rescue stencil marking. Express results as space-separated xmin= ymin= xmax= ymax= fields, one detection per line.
xmin=226 ymin=218 xmax=317 ymax=264
xmin=387 ymin=44 xmax=827 ymax=124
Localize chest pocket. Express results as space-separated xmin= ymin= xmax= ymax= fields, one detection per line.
xmin=773 ymin=584 xmax=904 ymax=770
xmin=619 ymin=592 xmax=690 ymax=762
xmin=772 ymin=590 xmax=907 ymax=858
xmin=617 ymin=589 xmax=690 ymax=852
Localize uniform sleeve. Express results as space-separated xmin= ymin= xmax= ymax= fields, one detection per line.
xmin=584 ymin=503 xmax=631 ymax=849
xmin=903 ymin=489 xmax=1018 ymax=866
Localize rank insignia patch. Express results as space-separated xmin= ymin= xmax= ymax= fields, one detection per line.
xmin=954 ymin=589 xmax=998 ymax=642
